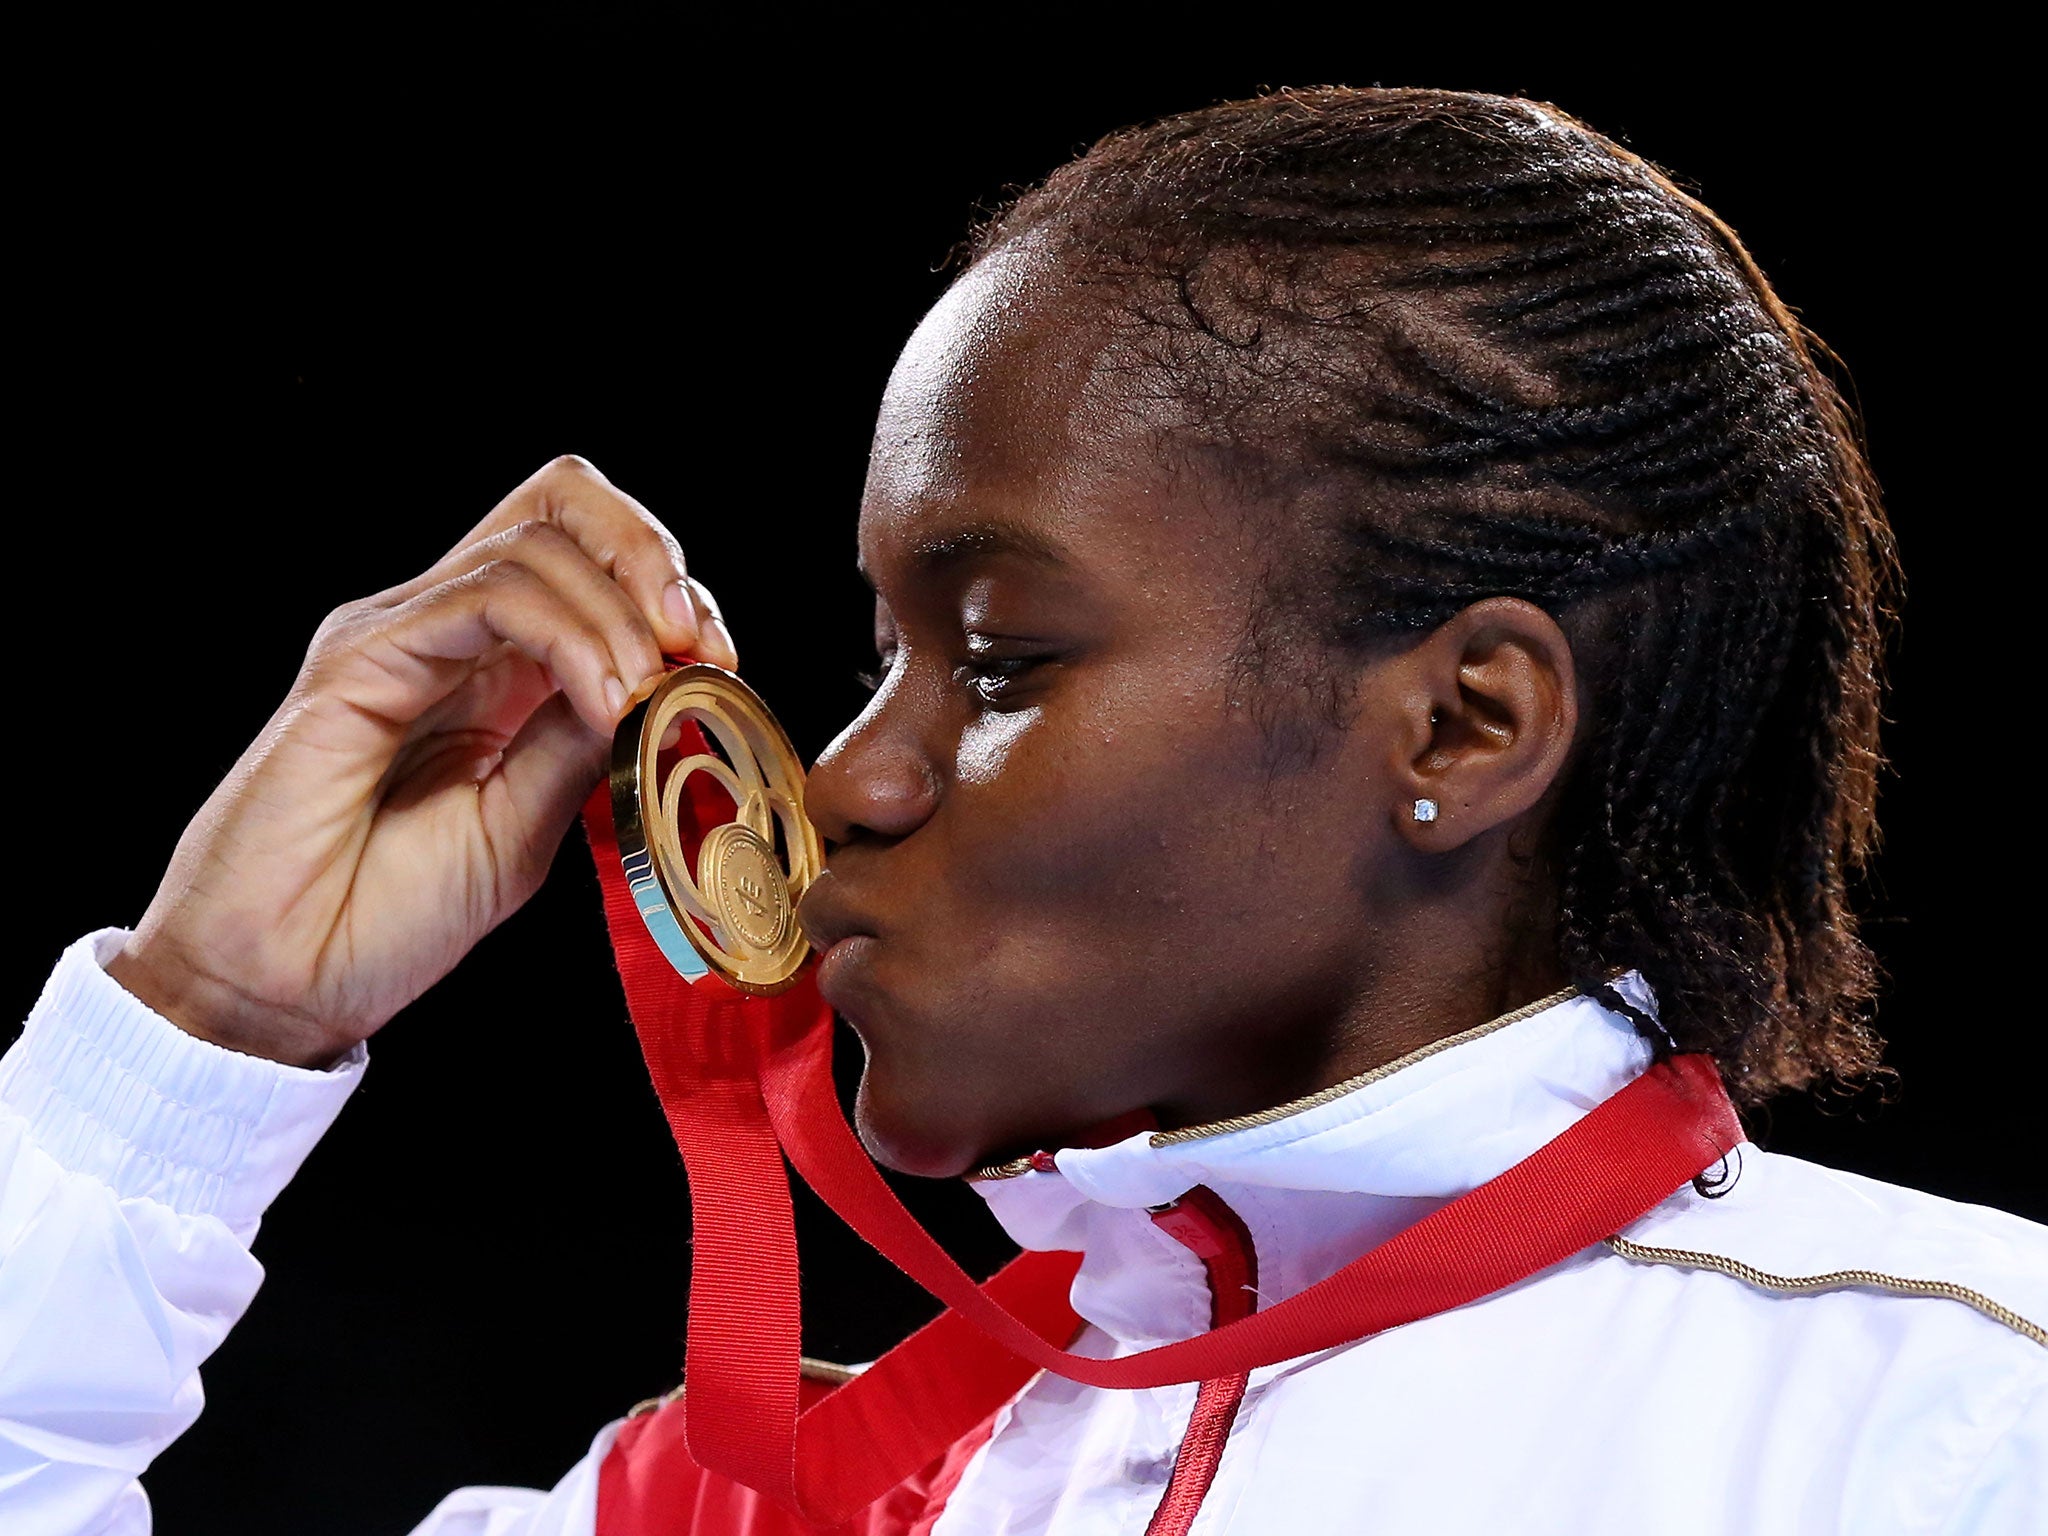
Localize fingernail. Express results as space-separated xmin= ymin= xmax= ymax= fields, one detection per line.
xmin=604 ymin=676 xmax=629 ymax=717
xmin=663 ymin=580 xmax=696 ymax=632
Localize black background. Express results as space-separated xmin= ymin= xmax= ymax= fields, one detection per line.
xmin=7 ymin=18 xmax=2038 ymax=1535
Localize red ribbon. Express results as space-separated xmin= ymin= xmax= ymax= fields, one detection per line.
xmin=584 ymin=782 xmax=1742 ymax=1528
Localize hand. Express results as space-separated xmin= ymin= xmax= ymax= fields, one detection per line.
xmin=107 ymin=456 xmax=739 ymax=1068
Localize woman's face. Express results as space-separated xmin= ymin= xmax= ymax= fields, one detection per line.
xmin=797 ymin=247 xmax=1405 ymax=1179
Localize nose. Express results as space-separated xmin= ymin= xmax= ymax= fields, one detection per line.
xmin=804 ymin=689 xmax=940 ymax=848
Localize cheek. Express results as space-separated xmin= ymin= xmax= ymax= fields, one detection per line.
xmin=955 ymin=706 xmax=1034 ymax=787
xmin=852 ymin=685 xmax=1384 ymax=1169
xmin=947 ymin=693 xmax=1290 ymax=961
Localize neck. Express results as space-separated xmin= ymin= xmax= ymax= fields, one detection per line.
xmin=1150 ymin=917 xmax=1566 ymax=1136
xmin=1316 ymin=856 xmax=1568 ymax=1102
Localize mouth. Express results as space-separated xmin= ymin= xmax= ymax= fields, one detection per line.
xmin=814 ymin=932 xmax=880 ymax=1013
xmin=797 ymin=871 xmax=880 ymax=1014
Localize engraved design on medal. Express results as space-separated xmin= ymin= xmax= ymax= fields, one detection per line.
xmin=699 ymin=822 xmax=791 ymax=953
xmin=609 ymin=665 xmax=824 ymax=994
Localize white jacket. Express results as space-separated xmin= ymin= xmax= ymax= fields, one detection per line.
xmin=2 ymin=930 xmax=2042 ymax=1534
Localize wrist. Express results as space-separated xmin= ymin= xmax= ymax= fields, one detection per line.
xmin=105 ymin=934 xmax=348 ymax=1070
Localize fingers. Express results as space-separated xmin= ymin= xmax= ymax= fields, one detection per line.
xmin=409 ymin=455 xmax=728 ymax=664
xmin=320 ymin=455 xmax=743 ymax=747
xmin=318 ymin=554 xmax=651 ymax=737
xmin=419 ymin=520 xmax=665 ymax=707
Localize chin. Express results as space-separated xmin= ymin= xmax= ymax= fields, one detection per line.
xmin=851 ymin=1070 xmax=983 ymax=1181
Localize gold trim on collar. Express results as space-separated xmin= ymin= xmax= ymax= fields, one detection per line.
xmin=1147 ymin=984 xmax=1583 ymax=1148
xmin=971 ymin=1154 xmax=1041 ymax=1183
xmin=1605 ymin=1236 xmax=2047 ymax=1348
xmin=796 ymin=1355 xmax=864 ymax=1385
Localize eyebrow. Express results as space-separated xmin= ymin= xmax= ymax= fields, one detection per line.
xmin=857 ymin=518 xmax=1073 ymax=586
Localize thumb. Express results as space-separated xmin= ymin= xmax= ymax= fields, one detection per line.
xmin=486 ymin=693 xmax=612 ymax=906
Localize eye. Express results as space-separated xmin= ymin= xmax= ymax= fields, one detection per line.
xmin=858 ymin=640 xmax=1056 ymax=704
xmin=956 ymin=643 xmax=1051 ymax=705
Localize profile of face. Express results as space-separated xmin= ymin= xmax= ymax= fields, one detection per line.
xmin=796 ymin=244 xmax=1578 ymax=1180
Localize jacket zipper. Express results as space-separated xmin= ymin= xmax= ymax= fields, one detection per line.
xmin=1142 ymin=1186 xmax=1260 ymax=1536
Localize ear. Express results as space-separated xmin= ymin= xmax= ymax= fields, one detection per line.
xmin=1386 ymin=597 xmax=1579 ymax=851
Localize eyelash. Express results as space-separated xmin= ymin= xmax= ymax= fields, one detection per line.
xmin=855 ymin=651 xmax=1045 ymax=702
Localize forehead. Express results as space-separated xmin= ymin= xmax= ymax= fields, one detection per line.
xmin=860 ymin=244 xmax=1166 ymax=569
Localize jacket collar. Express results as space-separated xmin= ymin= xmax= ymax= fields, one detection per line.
xmin=971 ymin=979 xmax=1655 ymax=1349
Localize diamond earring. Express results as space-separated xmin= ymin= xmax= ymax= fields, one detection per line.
xmin=1411 ymin=798 xmax=1439 ymax=824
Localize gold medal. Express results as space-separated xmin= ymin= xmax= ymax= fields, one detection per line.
xmin=608 ymin=664 xmax=824 ymax=994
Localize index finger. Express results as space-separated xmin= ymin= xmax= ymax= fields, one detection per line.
xmin=405 ymin=455 xmax=702 ymax=656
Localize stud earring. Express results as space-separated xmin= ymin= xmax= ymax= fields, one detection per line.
xmin=1411 ymin=798 xmax=1439 ymax=824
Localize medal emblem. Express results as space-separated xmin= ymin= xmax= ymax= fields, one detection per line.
xmin=609 ymin=664 xmax=824 ymax=993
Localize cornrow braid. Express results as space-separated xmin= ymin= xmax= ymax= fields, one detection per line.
xmin=971 ymin=87 xmax=1899 ymax=1103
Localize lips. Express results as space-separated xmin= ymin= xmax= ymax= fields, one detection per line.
xmin=796 ymin=868 xmax=874 ymax=952
xmin=797 ymin=871 xmax=881 ymax=1013
xmin=813 ymin=933 xmax=882 ymax=1013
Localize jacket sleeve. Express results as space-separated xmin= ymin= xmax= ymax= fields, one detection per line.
xmin=0 ymin=930 xmax=375 ymax=1534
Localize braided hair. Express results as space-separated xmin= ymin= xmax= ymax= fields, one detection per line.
xmin=970 ymin=87 xmax=1898 ymax=1103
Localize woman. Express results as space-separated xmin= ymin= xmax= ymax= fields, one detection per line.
xmin=3 ymin=87 xmax=2040 ymax=1534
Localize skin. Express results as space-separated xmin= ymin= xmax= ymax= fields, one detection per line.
xmin=114 ymin=245 xmax=1580 ymax=1184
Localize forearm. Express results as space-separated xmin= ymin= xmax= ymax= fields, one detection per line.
xmin=0 ymin=930 xmax=364 ymax=1534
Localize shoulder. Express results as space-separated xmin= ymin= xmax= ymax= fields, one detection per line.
xmin=1590 ymin=1149 xmax=2045 ymax=1530
xmin=1609 ymin=1145 xmax=2044 ymax=1523
xmin=1616 ymin=1144 xmax=2047 ymax=1349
